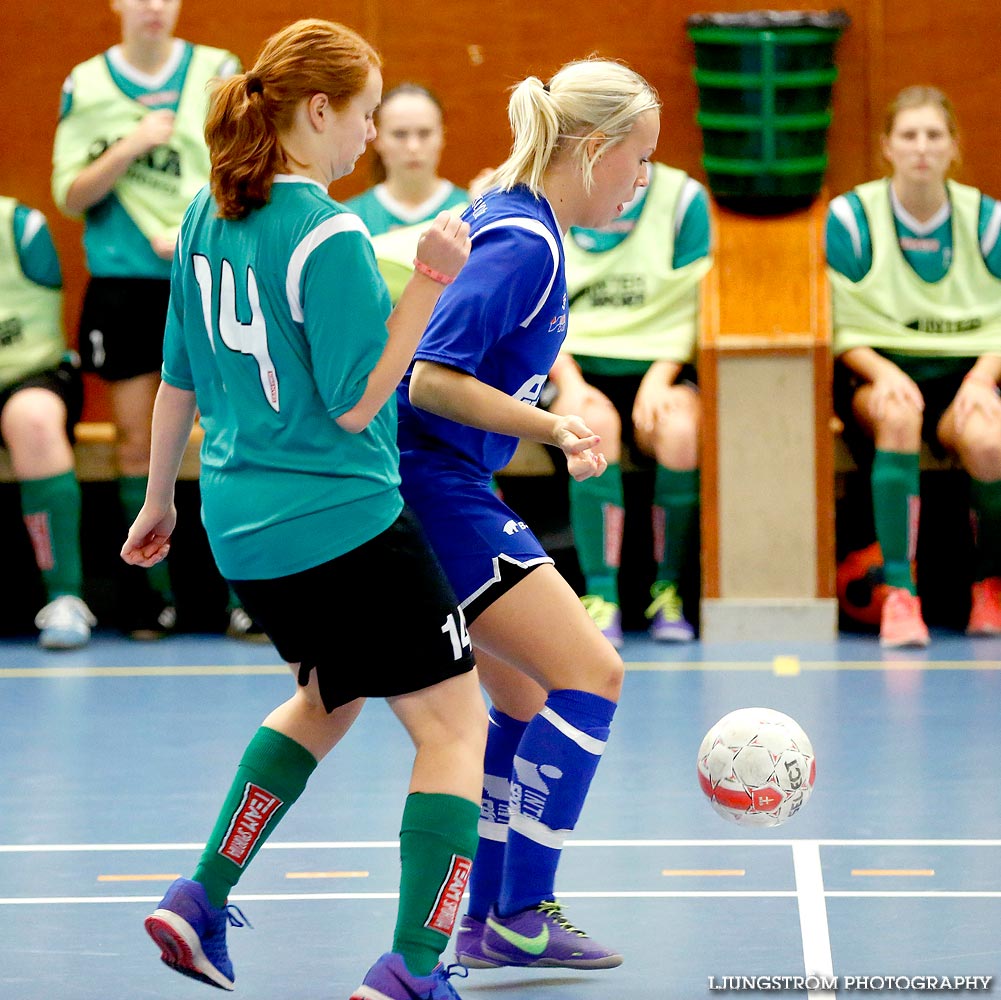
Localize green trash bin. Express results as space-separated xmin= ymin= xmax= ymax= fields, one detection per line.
xmin=687 ymin=9 xmax=851 ymax=214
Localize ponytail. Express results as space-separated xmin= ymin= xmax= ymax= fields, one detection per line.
xmin=492 ymin=58 xmax=660 ymax=197
xmin=206 ymin=73 xmax=284 ymax=220
xmin=204 ymin=19 xmax=381 ymax=220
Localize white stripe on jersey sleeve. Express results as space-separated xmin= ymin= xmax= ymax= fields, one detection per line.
xmin=286 ymin=214 xmax=369 ymax=323
xmin=20 ymin=209 xmax=45 ymax=251
xmin=982 ymin=201 xmax=1001 ymax=257
xmin=675 ymin=177 xmax=702 ymax=237
xmin=474 ymin=217 xmax=560 ymax=328
xmin=829 ymin=194 xmax=863 ymax=262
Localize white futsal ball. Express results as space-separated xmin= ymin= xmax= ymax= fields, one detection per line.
xmin=697 ymin=708 xmax=816 ymax=828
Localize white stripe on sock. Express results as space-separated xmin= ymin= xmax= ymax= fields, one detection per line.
xmin=509 ymin=812 xmax=571 ymax=850
xmin=540 ymin=707 xmax=607 ymax=756
xmin=477 ymin=819 xmax=509 ymax=843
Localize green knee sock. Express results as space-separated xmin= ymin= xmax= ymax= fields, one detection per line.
xmin=193 ymin=727 xmax=317 ymax=908
xmin=969 ymin=477 xmax=1001 ymax=581
xmin=20 ymin=471 xmax=84 ymax=601
xmin=652 ymin=467 xmax=699 ymax=588
xmin=568 ymin=463 xmax=624 ymax=603
xmin=393 ymin=792 xmax=479 ymax=976
xmin=119 ymin=475 xmax=172 ymax=600
xmin=872 ymin=449 xmax=920 ymax=593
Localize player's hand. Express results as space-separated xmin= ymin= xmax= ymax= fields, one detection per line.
xmin=121 ymin=504 xmax=177 ymax=568
xmin=127 ymin=110 xmax=176 ymax=157
xmin=868 ymin=368 xmax=923 ymax=420
xmin=953 ymin=376 xmax=1001 ymax=434
xmin=415 ymin=211 xmax=471 ymax=283
xmin=150 ymin=232 xmax=177 ymax=261
xmin=553 ymin=414 xmax=607 ymax=482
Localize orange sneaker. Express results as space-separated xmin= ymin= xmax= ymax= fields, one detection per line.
xmin=967 ymin=577 xmax=1001 ymax=635
xmin=879 ymin=587 xmax=930 ymax=648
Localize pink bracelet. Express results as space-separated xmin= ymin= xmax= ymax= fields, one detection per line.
xmin=413 ymin=257 xmax=455 ymax=285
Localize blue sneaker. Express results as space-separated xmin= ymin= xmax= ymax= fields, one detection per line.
xmin=481 ymin=900 xmax=623 ymax=969
xmin=350 ymin=952 xmax=469 ymax=1000
xmin=453 ymin=914 xmax=502 ymax=969
xmin=144 ymin=877 xmax=250 ymax=990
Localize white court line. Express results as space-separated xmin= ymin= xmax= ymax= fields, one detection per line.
xmin=5 ymin=888 xmax=1000 ymax=907
xmin=793 ymin=842 xmax=836 ymax=1000
xmin=2 ymin=837 xmax=1001 ymax=852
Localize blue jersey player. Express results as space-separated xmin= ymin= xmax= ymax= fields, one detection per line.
xmin=122 ymin=19 xmax=487 ymax=1000
xmin=397 ymin=57 xmax=662 ymax=970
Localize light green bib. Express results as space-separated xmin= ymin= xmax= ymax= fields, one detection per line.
xmin=52 ymin=45 xmax=225 ymax=243
xmin=0 ymin=198 xmax=65 ymax=391
xmin=830 ymin=178 xmax=1001 ymax=356
xmin=367 ymin=204 xmax=470 ymax=303
xmin=562 ymin=164 xmax=711 ymax=363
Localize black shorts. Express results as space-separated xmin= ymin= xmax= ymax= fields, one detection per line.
xmin=834 ymin=358 xmax=977 ymax=463
xmin=575 ymin=364 xmax=699 ymax=468
xmin=0 ymin=359 xmax=84 ymax=442
xmin=229 ymin=507 xmax=476 ymax=713
xmin=78 ymin=277 xmax=171 ymax=381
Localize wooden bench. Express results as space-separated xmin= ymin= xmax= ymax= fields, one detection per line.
xmin=0 ymin=421 xmax=204 ymax=483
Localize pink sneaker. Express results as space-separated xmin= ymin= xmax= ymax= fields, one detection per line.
xmin=879 ymin=588 xmax=930 ymax=648
xmin=967 ymin=577 xmax=1001 ymax=636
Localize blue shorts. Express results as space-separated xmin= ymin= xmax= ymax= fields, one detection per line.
xmin=400 ymin=459 xmax=553 ymax=622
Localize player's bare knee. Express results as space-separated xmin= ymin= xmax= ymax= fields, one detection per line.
xmin=579 ymin=650 xmax=624 ymax=702
xmin=962 ymin=436 xmax=1001 ymax=479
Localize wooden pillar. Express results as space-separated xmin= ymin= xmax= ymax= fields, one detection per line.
xmin=699 ymin=197 xmax=836 ymax=640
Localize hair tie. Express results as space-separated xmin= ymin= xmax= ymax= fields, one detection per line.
xmin=542 ymin=81 xmax=551 ymax=94
xmin=246 ymin=75 xmax=264 ymax=97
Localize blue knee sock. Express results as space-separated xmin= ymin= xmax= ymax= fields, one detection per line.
xmin=498 ymin=689 xmax=616 ymax=916
xmin=466 ymin=708 xmax=528 ymax=921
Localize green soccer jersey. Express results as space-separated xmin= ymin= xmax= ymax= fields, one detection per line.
xmin=162 ymin=177 xmax=402 ymax=580
xmin=346 ymin=181 xmax=467 ymax=236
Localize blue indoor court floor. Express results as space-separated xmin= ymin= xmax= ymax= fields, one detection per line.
xmin=2 ymin=629 xmax=1000 ymax=1000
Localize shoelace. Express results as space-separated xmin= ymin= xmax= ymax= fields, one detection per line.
xmin=581 ymin=595 xmax=617 ymax=629
xmin=883 ymin=590 xmax=916 ymax=621
xmin=224 ymin=904 xmax=252 ymax=930
xmin=645 ymin=584 xmax=682 ymax=621
xmin=537 ymin=900 xmax=587 ymax=938
xmin=426 ymin=962 xmax=468 ymax=999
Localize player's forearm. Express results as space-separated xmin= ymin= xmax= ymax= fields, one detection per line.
xmin=146 ymin=382 xmax=197 ymax=509
xmin=335 ymin=271 xmax=443 ymax=433
xmin=409 ymin=360 xmax=562 ymax=445
xmin=63 ymin=139 xmax=145 ymax=215
xmin=838 ymin=346 xmax=900 ymax=383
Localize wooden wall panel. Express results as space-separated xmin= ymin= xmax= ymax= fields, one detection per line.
xmin=0 ymin=0 xmax=999 ymax=420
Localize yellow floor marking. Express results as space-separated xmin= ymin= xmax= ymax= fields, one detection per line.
xmin=851 ymin=869 xmax=935 ymax=877
xmin=624 ymin=661 xmax=1001 ymax=673
xmin=662 ymin=869 xmax=745 ymax=877
xmin=97 ymin=874 xmax=181 ymax=882
xmin=4 ymin=661 xmax=1001 ymax=680
xmin=772 ymin=655 xmax=801 ymax=676
xmin=0 ymin=665 xmax=286 ymax=679
xmin=285 ymin=871 xmax=369 ymax=879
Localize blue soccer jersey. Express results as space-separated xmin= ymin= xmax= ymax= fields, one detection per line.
xmin=396 ymin=185 xmax=568 ymax=609
xmin=397 ymin=184 xmax=568 ymax=478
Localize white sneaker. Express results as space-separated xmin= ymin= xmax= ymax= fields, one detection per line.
xmin=34 ymin=595 xmax=96 ymax=650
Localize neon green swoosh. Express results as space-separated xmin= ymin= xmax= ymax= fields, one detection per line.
xmin=486 ymin=916 xmax=550 ymax=955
